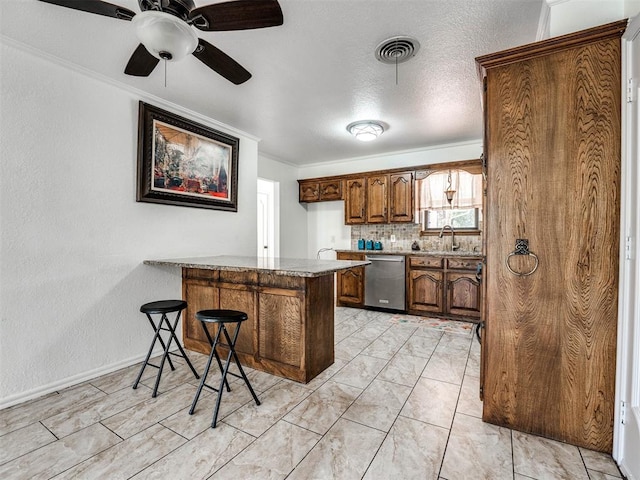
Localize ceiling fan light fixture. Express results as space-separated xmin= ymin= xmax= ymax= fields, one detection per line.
xmin=132 ymin=11 xmax=198 ymax=62
xmin=346 ymin=121 xmax=385 ymax=142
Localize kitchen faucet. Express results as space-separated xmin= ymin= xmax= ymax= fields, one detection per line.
xmin=439 ymin=224 xmax=459 ymax=251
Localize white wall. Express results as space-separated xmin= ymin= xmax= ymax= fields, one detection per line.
xmin=299 ymin=141 xmax=483 ymax=258
xmin=0 ymin=41 xmax=258 ymax=407
xmin=548 ymin=0 xmax=628 ymax=36
xmin=300 ymin=140 xmax=483 ymax=179
xmin=626 ymin=0 xmax=640 ymax=17
xmin=257 ymin=154 xmax=309 ymax=258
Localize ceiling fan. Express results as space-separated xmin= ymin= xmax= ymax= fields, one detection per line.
xmin=38 ymin=0 xmax=284 ymax=84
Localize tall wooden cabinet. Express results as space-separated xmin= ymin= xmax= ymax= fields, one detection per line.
xmin=477 ymin=20 xmax=626 ymax=453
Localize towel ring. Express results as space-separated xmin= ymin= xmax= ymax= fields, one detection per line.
xmin=506 ymin=251 xmax=539 ymax=276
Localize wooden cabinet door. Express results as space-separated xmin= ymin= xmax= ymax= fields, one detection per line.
xmin=344 ymin=178 xmax=366 ymax=224
xmin=336 ymin=252 xmax=365 ymax=307
xmin=389 ymin=172 xmax=413 ymax=222
xmin=299 ymin=180 xmax=319 ymax=202
xmin=258 ymin=288 xmax=303 ymax=368
xmin=478 ymin=23 xmax=623 ymax=452
xmin=182 ymin=277 xmax=219 ymax=354
xmin=445 ymin=272 xmax=481 ymax=318
xmin=218 ymin=285 xmax=257 ymax=357
xmin=336 ymin=267 xmax=364 ymax=306
xmin=366 ymin=175 xmax=388 ymax=223
xmin=408 ymin=270 xmax=443 ymax=313
xmin=319 ymin=179 xmax=343 ymax=201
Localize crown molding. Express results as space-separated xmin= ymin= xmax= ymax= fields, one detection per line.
xmin=0 ymin=34 xmax=260 ymax=143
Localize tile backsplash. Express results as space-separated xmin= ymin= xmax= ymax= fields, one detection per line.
xmin=351 ymin=224 xmax=482 ymax=253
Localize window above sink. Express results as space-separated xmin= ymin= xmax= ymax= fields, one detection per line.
xmin=415 ymin=167 xmax=483 ymax=235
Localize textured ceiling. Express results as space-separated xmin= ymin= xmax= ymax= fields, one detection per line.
xmin=1 ymin=0 xmax=544 ymax=165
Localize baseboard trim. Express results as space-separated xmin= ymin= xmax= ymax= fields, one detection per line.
xmin=0 ymin=349 xmax=166 ymax=410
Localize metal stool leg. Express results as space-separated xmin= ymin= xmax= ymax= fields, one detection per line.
xmin=162 ymin=311 xmax=200 ymax=380
xmin=222 ymin=324 xmax=261 ymax=406
xmin=133 ymin=314 xmax=167 ymax=390
xmin=201 ymin=322 xmax=231 ymax=393
xmin=189 ymin=325 xmax=224 ymax=415
xmin=210 ymin=324 xmax=260 ymax=428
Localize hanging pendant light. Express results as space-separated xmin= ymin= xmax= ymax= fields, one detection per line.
xmin=445 ymin=170 xmax=456 ymax=205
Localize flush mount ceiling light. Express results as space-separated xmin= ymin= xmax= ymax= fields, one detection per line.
xmin=132 ymin=11 xmax=198 ymax=61
xmin=346 ymin=121 xmax=385 ymax=142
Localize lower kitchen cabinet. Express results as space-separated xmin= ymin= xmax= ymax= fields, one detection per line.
xmin=408 ymin=269 xmax=443 ymax=313
xmin=446 ymin=272 xmax=481 ymax=319
xmin=336 ymin=251 xmax=482 ymax=321
xmin=407 ymin=255 xmax=482 ymax=320
xmin=336 ymin=252 xmax=365 ymax=307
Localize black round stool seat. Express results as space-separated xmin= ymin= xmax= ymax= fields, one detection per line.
xmin=195 ymin=309 xmax=247 ymax=323
xmin=140 ymin=299 xmax=187 ymax=314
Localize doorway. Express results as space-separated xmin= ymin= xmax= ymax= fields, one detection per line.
xmin=257 ymin=178 xmax=278 ymax=259
xmin=614 ymin=14 xmax=640 ymax=479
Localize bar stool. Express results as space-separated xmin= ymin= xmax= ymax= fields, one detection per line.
xmin=189 ymin=309 xmax=261 ymax=428
xmin=133 ymin=299 xmax=199 ymax=397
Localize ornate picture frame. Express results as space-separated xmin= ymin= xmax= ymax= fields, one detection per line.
xmin=136 ymin=101 xmax=239 ymax=211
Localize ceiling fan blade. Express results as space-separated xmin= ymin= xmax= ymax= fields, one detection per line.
xmin=189 ymin=0 xmax=283 ymax=32
xmin=192 ymin=39 xmax=251 ymax=85
xmin=124 ymin=44 xmax=160 ymax=77
xmin=38 ymin=0 xmax=136 ymax=20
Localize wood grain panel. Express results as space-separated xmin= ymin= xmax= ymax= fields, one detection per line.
xmin=305 ymin=275 xmax=335 ymax=380
xmin=218 ymin=286 xmax=257 ymax=357
xmin=480 ymin=28 xmax=621 ymax=452
xmin=259 ymin=291 xmax=303 ymax=367
xmin=182 ymin=279 xmax=219 ymax=354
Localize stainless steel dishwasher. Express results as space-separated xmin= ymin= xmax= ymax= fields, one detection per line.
xmin=364 ymin=255 xmax=406 ymax=311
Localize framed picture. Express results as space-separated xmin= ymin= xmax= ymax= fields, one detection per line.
xmin=136 ymin=101 xmax=239 ymax=211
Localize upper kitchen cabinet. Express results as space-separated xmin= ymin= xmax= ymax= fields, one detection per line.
xmin=344 ymin=178 xmax=367 ymax=224
xmin=347 ymin=171 xmax=413 ymax=225
xmin=477 ymin=20 xmax=626 ymax=453
xmin=298 ymin=178 xmax=343 ymax=202
xmin=389 ymin=172 xmax=414 ymax=223
xmin=366 ymin=175 xmax=388 ymax=223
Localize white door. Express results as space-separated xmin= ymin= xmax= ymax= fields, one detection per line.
xmin=257 ymin=179 xmax=277 ymax=259
xmin=615 ymin=14 xmax=640 ymax=480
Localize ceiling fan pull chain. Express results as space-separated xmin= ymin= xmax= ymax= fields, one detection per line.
xmin=395 ymin=54 xmax=398 ymax=85
xmin=395 ymin=39 xmax=398 ymax=85
xmin=164 ymin=59 xmax=167 ymax=88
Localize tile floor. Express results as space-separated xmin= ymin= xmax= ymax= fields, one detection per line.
xmin=0 ymin=307 xmax=624 ymax=479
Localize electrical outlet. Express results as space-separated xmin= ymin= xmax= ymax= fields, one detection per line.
xmin=390 ymin=235 xmax=396 ymax=243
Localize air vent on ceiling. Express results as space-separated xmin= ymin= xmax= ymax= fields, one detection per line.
xmin=375 ymin=36 xmax=420 ymax=64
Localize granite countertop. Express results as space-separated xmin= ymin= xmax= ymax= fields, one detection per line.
xmin=144 ymin=255 xmax=371 ymax=278
xmin=336 ymin=249 xmax=482 ymax=257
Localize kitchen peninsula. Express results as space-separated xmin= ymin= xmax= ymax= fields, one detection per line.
xmin=143 ymin=255 xmax=369 ymax=383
